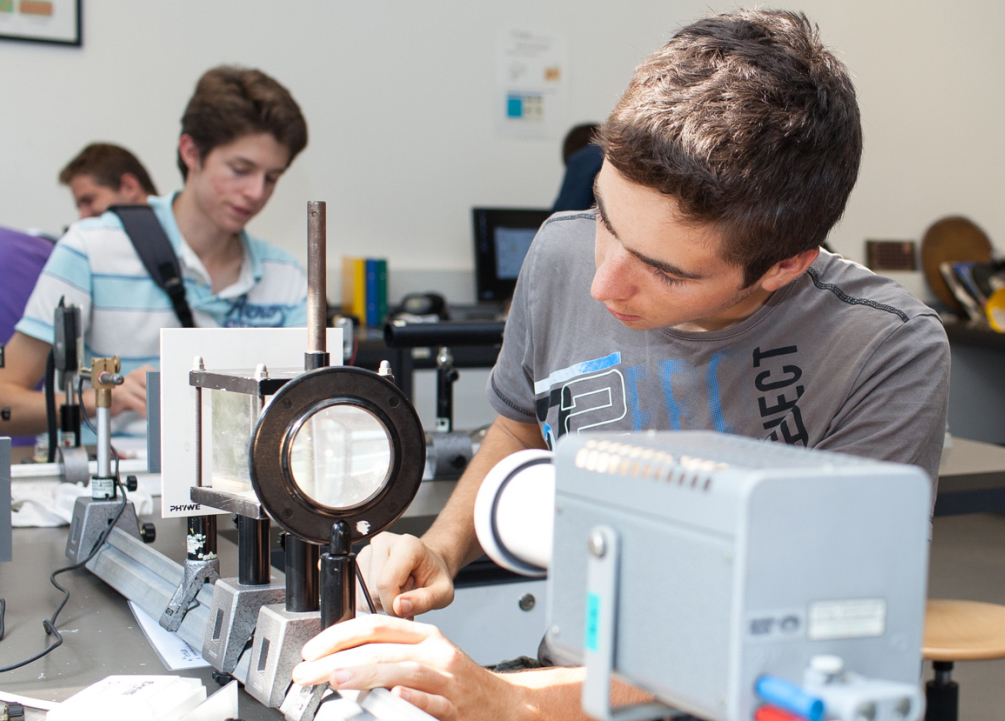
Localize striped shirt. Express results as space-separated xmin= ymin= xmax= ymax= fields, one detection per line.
xmin=17 ymin=194 xmax=307 ymax=435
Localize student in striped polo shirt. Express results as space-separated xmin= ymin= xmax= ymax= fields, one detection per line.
xmin=0 ymin=65 xmax=309 ymax=440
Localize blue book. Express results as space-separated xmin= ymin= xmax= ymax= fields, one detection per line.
xmin=376 ymin=258 xmax=388 ymax=328
xmin=365 ymin=258 xmax=379 ymax=327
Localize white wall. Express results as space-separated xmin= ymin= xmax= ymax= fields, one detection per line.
xmin=1 ymin=0 xmax=1002 ymax=303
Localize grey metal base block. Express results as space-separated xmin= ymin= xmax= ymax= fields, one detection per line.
xmin=160 ymin=555 xmax=221 ymax=631
xmin=245 ymin=604 xmax=321 ymax=708
xmin=85 ymin=526 xmax=213 ymax=650
xmin=65 ymin=495 xmax=141 ymax=565
xmin=203 ymin=576 xmax=286 ymax=674
xmin=280 ymin=682 xmax=328 ymax=721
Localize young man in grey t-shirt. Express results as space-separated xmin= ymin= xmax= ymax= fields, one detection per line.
xmin=293 ymin=10 xmax=950 ymax=719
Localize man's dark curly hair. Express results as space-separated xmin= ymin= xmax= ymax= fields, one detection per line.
xmin=600 ymin=9 xmax=862 ymax=286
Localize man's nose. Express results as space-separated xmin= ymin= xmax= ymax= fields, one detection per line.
xmin=591 ymin=246 xmax=634 ymax=302
xmin=243 ymin=173 xmax=268 ymax=202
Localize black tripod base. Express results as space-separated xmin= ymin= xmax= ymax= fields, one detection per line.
xmin=925 ymin=661 xmax=959 ymax=721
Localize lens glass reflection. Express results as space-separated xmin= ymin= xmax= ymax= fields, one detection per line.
xmin=288 ymin=404 xmax=392 ymax=509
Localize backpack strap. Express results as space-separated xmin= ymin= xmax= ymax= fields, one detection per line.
xmin=108 ymin=204 xmax=196 ymax=328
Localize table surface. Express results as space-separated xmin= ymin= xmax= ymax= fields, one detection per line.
xmin=935 ymin=437 xmax=1005 ymax=515
xmin=940 ymin=437 xmax=1005 ymax=476
xmin=0 ymin=514 xmax=283 ymax=720
xmin=2 ymin=436 xmax=1004 ymax=717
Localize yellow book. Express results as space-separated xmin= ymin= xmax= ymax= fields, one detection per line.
xmin=341 ymin=255 xmax=357 ymax=314
xmin=352 ymin=257 xmax=367 ymax=323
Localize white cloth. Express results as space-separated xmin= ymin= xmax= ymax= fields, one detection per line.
xmin=11 ymin=479 xmax=153 ymax=527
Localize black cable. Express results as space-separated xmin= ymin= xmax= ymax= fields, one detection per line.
xmin=0 ymin=453 xmax=126 ymax=673
xmin=355 ymin=564 xmax=376 ymax=614
xmin=78 ymin=375 xmax=96 ymax=435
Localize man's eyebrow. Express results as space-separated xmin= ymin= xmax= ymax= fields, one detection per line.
xmin=594 ymin=181 xmax=704 ymax=281
xmin=627 ymin=246 xmax=704 ymax=280
xmin=232 ymin=155 xmax=287 ymax=175
xmin=593 ymin=180 xmax=616 ymax=237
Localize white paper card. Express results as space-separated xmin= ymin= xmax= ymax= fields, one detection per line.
xmin=159 ymin=327 xmax=342 ymax=518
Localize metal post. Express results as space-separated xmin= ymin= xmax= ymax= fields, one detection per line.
xmin=320 ymin=520 xmax=356 ymax=629
xmin=238 ymin=516 xmax=271 ymax=586
xmin=435 ymin=346 xmax=459 ymax=432
xmin=187 ymin=515 xmax=218 ymax=561
xmin=285 ymin=534 xmax=319 ymax=613
xmin=306 ymin=201 xmax=329 ymax=370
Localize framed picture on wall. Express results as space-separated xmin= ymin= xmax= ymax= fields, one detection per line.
xmin=0 ymin=0 xmax=81 ymax=46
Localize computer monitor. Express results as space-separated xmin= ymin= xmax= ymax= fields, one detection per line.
xmin=472 ymin=207 xmax=552 ymax=305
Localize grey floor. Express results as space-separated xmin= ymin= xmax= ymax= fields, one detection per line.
xmin=926 ymin=513 xmax=1005 ymax=720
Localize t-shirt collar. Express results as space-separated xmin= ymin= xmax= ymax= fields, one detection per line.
xmin=149 ymin=193 xmax=263 ymax=297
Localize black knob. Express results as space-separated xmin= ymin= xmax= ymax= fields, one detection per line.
xmin=126 ymin=474 xmax=138 ymax=492
xmin=1 ymin=407 xmax=10 ymax=421
xmin=140 ymin=522 xmax=156 ymax=543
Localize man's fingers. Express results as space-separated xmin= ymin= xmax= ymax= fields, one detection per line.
xmin=375 ymin=538 xmax=430 ymax=617
xmin=294 ymin=640 xmax=449 ymax=691
xmin=393 ymin=686 xmax=454 ymax=721
xmin=394 ymin=575 xmax=452 ymax=618
xmin=301 ymin=615 xmax=434 ymax=661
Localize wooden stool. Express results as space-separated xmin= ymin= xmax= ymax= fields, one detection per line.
xmin=923 ymin=599 xmax=1005 ymax=721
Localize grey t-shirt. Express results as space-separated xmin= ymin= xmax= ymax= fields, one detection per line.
xmin=488 ymin=211 xmax=950 ymax=484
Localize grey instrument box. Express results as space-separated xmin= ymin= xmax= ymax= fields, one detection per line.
xmin=546 ymin=431 xmax=930 ymax=721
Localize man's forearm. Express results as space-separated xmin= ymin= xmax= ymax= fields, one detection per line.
xmin=501 ymin=667 xmax=654 ymax=721
xmin=0 ymin=332 xmax=59 ymax=437
xmin=0 ymin=383 xmax=51 ymax=437
xmin=422 ymin=415 xmax=547 ymax=578
xmin=422 ymin=444 xmax=501 ymax=577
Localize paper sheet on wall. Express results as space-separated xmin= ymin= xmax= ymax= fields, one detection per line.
xmin=495 ymin=28 xmax=567 ymax=139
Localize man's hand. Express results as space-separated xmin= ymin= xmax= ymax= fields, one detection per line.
xmin=357 ymin=532 xmax=455 ymax=618
xmin=106 ymin=365 xmax=153 ymax=418
xmin=292 ymin=615 xmax=527 ymax=721
xmin=355 ymin=416 xmax=548 ymax=618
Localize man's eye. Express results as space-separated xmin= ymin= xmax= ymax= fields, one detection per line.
xmin=653 ymin=268 xmax=685 ymax=287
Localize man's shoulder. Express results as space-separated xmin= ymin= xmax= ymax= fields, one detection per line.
xmin=528 ymin=210 xmax=596 ymax=261
xmin=243 ymin=232 xmax=302 ymax=267
xmin=541 ymin=209 xmax=596 ymax=234
xmin=802 ymin=252 xmax=940 ymax=325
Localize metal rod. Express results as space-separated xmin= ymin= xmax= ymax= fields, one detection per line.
xmin=238 ymin=516 xmax=271 ymax=586
xmin=96 ymin=406 xmax=111 ymax=480
xmin=320 ymin=520 xmax=355 ymax=629
xmin=307 ymin=201 xmax=327 ymax=355
xmin=187 ymin=515 xmax=218 ymax=561
xmin=194 ymin=356 xmax=205 ymax=487
xmin=285 ymin=534 xmax=320 ymax=613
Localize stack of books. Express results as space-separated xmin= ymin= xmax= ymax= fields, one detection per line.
xmin=340 ymin=256 xmax=388 ymax=328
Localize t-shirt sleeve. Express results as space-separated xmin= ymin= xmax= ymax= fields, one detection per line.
xmin=486 ymin=237 xmax=543 ymax=425
xmin=812 ymin=313 xmax=950 ymax=488
xmin=15 ymin=228 xmax=93 ymax=345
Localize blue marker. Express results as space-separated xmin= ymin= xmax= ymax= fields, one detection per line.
xmin=754 ymin=676 xmax=824 ymax=721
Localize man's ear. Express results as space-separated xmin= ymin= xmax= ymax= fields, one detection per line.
xmin=178 ymin=134 xmax=201 ymax=173
xmin=117 ymin=173 xmax=147 ymax=204
xmin=757 ymin=247 xmax=820 ymax=292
